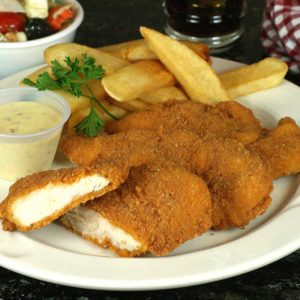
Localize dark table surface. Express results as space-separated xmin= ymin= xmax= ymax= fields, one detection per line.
xmin=1 ymin=0 xmax=300 ymax=299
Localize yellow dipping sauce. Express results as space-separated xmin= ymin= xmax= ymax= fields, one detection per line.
xmin=0 ymin=102 xmax=62 ymax=134
xmin=0 ymin=101 xmax=63 ymax=181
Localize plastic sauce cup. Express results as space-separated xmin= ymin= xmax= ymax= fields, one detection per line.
xmin=0 ymin=87 xmax=70 ymax=181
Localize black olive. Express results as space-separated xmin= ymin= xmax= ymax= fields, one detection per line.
xmin=25 ymin=18 xmax=53 ymax=40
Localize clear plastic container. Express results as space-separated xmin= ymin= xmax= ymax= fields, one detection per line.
xmin=0 ymin=87 xmax=71 ymax=181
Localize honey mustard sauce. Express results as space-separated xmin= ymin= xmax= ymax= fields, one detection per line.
xmin=0 ymin=101 xmax=63 ymax=181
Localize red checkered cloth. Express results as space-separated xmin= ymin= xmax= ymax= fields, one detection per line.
xmin=261 ymin=0 xmax=300 ymax=73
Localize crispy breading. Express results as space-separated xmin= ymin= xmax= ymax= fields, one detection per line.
xmin=0 ymin=160 xmax=129 ymax=231
xmin=84 ymin=160 xmax=212 ymax=256
xmin=154 ymin=131 xmax=274 ymax=229
xmin=61 ymin=129 xmax=159 ymax=166
xmin=105 ymin=100 xmax=263 ymax=145
xmin=190 ymin=135 xmax=273 ymax=229
xmin=248 ymin=117 xmax=300 ymax=179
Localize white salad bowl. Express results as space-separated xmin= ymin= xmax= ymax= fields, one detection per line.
xmin=0 ymin=0 xmax=84 ymax=79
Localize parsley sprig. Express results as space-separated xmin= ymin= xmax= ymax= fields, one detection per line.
xmin=23 ymin=54 xmax=117 ymax=137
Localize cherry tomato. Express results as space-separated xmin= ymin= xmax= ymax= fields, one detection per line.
xmin=47 ymin=5 xmax=75 ymax=31
xmin=0 ymin=12 xmax=26 ymax=34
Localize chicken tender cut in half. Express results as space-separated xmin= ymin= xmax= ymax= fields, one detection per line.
xmin=61 ymin=160 xmax=212 ymax=257
xmin=0 ymin=161 xmax=129 ymax=231
xmin=248 ymin=117 xmax=300 ymax=179
xmin=105 ymin=100 xmax=263 ymax=145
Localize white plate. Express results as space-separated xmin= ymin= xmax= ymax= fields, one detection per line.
xmin=0 ymin=58 xmax=300 ymax=291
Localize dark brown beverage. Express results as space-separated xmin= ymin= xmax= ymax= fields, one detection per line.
xmin=164 ymin=0 xmax=246 ymax=50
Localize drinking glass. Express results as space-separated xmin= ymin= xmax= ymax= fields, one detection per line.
xmin=163 ymin=0 xmax=246 ymax=52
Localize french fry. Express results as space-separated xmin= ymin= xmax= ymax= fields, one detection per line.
xmin=140 ymin=26 xmax=229 ymax=104
xmin=82 ymin=80 xmax=106 ymax=101
xmin=56 ymin=90 xmax=91 ymax=114
xmin=100 ymin=39 xmax=156 ymax=61
xmin=182 ymin=41 xmax=211 ymax=64
xmin=20 ymin=65 xmax=51 ymax=83
xmin=100 ymin=39 xmax=210 ymax=63
xmin=44 ymin=43 xmax=130 ymax=75
xmin=218 ymin=57 xmax=288 ymax=98
xmin=102 ymin=60 xmax=175 ymax=102
xmin=67 ymin=107 xmax=92 ymax=134
xmin=67 ymin=99 xmax=128 ymax=134
xmin=140 ymin=86 xmax=188 ymax=104
xmin=108 ymin=97 xmax=149 ymax=112
xmin=21 ymin=65 xmax=90 ymax=113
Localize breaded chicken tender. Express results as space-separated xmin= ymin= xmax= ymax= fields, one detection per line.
xmin=152 ymin=130 xmax=273 ymax=229
xmin=0 ymin=161 xmax=129 ymax=231
xmin=190 ymin=135 xmax=273 ymax=229
xmin=61 ymin=129 xmax=159 ymax=166
xmin=61 ymin=160 xmax=212 ymax=256
xmin=105 ymin=100 xmax=263 ymax=145
xmin=248 ymin=117 xmax=300 ymax=179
